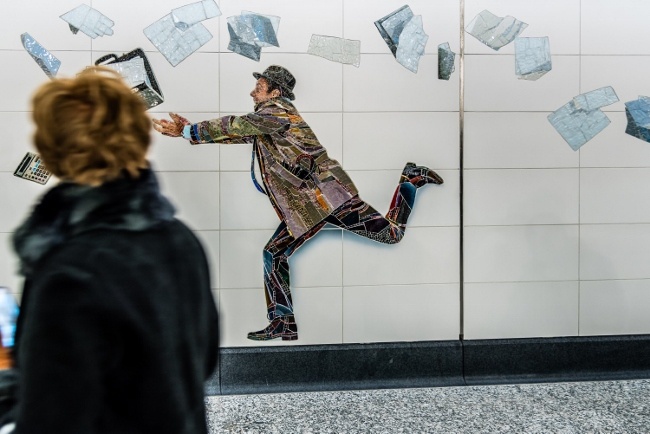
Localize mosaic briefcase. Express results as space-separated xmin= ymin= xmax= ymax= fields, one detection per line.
xmin=95 ymin=48 xmax=164 ymax=109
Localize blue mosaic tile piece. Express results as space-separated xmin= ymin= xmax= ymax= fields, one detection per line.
xmin=60 ymin=4 xmax=114 ymax=38
xmin=395 ymin=15 xmax=428 ymax=73
xmin=20 ymin=33 xmax=61 ymax=78
xmin=548 ymin=87 xmax=619 ymax=151
xmin=625 ymin=96 xmax=650 ymax=143
xmin=307 ymin=35 xmax=361 ymax=67
xmin=438 ymin=42 xmax=456 ymax=80
xmin=374 ymin=5 xmax=414 ymax=57
xmin=515 ymin=36 xmax=552 ymax=81
xmin=466 ymin=9 xmax=527 ymax=50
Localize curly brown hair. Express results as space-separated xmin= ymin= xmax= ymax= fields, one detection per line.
xmin=31 ymin=66 xmax=151 ymax=186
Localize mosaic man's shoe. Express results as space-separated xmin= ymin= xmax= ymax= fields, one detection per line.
xmin=247 ymin=315 xmax=298 ymax=341
xmin=401 ymin=162 xmax=444 ymax=187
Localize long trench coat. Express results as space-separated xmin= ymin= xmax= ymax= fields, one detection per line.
xmin=188 ymin=98 xmax=359 ymax=238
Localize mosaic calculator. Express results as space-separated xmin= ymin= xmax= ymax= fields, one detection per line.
xmin=14 ymin=152 xmax=52 ymax=185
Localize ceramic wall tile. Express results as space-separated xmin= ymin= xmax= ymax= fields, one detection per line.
xmin=342 ymin=112 xmax=459 ymax=171
xmin=581 ymin=224 xmax=650 ymax=281
xmin=464 ymin=225 xmax=579 ymax=283
xmin=464 ymin=112 xmax=579 ymax=169
xmin=156 ymin=171 xmax=220 ymax=230
xmin=465 ymin=55 xmax=579 ymax=112
xmin=343 ymin=227 xmax=460 ymax=286
xmin=219 ymin=171 xmax=282 ymax=230
xmin=580 ymin=279 xmax=650 ymax=336
xmin=581 ymin=0 xmax=650 ymax=55
xmin=0 ymin=173 xmax=49 ymax=233
xmin=343 ymin=54 xmax=458 ymax=112
xmin=581 ymin=168 xmax=650 ymax=224
xmin=464 ymin=281 xmax=579 ymax=339
xmin=343 ymin=283 xmax=459 ymax=343
xmin=464 ymin=169 xmax=579 ymax=226
xmin=219 ymin=229 xmax=271 ymax=289
xmin=464 ymin=0 xmax=580 ymax=55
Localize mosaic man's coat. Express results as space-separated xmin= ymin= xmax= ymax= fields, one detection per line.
xmin=187 ymin=97 xmax=359 ymax=238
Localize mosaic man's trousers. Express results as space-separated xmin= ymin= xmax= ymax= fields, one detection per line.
xmin=263 ymin=180 xmax=418 ymax=320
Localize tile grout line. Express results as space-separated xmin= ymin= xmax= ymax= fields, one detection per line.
xmin=459 ymin=0 xmax=465 ymax=340
xmin=217 ymin=16 xmax=223 ymax=349
xmin=577 ymin=0 xmax=582 ymax=336
xmin=340 ymin=0 xmax=345 ymax=344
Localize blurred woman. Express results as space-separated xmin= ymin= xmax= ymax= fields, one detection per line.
xmin=7 ymin=67 xmax=219 ymax=434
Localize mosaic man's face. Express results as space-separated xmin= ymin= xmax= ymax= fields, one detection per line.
xmin=250 ymin=78 xmax=278 ymax=105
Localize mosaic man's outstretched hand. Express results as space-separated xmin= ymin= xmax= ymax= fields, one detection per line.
xmin=152 ymin=112 xmax=190 ymax=137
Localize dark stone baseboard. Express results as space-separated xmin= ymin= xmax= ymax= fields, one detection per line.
xmin=216 ymin=341 xmax=463 ymax=395
xmin=463 ymin=334 xmax=650 ymax=385
xmin=207 ymin=335 xmax=650 ymax=395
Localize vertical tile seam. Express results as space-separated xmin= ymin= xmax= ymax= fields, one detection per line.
xmin=340 ymin=0 xmax=345 ymax=344
xmin=217 ymin=11 xmax=223 ymax=366
xmin=459 ymin=0 xmax=465 ymax=339
xmin=577 ymin=0 xmax=582 ymax=336
xmin=89 ymin=0 xmax=93 ymax=57
xmin=217 ymin=15 xmax=222 ymax=295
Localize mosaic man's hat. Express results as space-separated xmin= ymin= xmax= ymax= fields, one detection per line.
xmin=253 ymin=65 xmax=296 ymax=100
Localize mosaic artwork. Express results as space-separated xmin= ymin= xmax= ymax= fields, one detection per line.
xmin=438 ymin=42 xmax=455 ymax=80
xmin=60 ymin=4 xmax=114 ymax=38
xmin=20 ymin=33 xmax=60 ymax=78
xmin=102 ymin=57 xmax=150 ymax=88
xmin=375 ymin=5 xmax=428 ymax=73
xmin=466 ymin=9 xmax=527 ymax=50
xmin=96 ymin=49 xmax=164 ymax=109
xmin=151 ymin=65 xmax=444 ymax=341
xmin=227 ymin=11 xmax=280 ymax=61
xmin=14 ymin=152 xmax=52 ymax=185
xmin=307 ymin=35 xmax=361 ymax=67
xmin=251 ymin=160 xmax=442 ymax=341
xmin=514 ymin=36 xmax=552 ymax=80
xmin=624 ymin=96 xmax=650 ymax=143
xmin=171 ymin=0 xmax=221 ymax=30
xmin=548 ymin=86 xmax=619 ymax=151
xmin=227 ymin=22 xmax=261 ymax=61
xmin=144 ymin=1 xmax=220 ymax=66
xmin=375 ymin=5 xmax=413 ymax=56
xmin=572 ymin=86 xmax=619 ymax=111
xmin=396 ymin=15 xmax=428 ymax=73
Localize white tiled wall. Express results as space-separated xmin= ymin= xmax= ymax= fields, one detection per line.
xmin=1 ymin=0 xmax=460 ymax=348
xmin=465 ymin=282 xmax=579 ymax=339
xmin=464 ymin=0 xmax=581 ymax=55
xmin=3 ymin=1 xmax=649 ymax=346
xmin=463 ymin=0 xmax=650 ymax=339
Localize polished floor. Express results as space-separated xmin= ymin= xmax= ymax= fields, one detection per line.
xmin=206 ymin=379 xmax=650 ymax=433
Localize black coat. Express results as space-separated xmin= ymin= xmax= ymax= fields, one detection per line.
xmin=11 ymin=169 xmax=219 ymax=434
